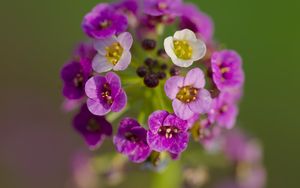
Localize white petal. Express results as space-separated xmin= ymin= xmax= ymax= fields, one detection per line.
xmin=92 ymin=54 xmax=113 ymax=73
xmin=174 ymin=29 xmax=197 ymax=41
xmin=117 ymin=32 xmax=133 ymax=50
xmin=172 ymin=58 xmax=193 ymax=68
xmin=93 ymin=37 xmax=117 ymax=55
xmin=190 ymin=39 xmax=207 ymax=61
xmin=113 ymin=51 xmax=131 ymax=71
xmin=164 ymin=36 xmax=177 ymax=60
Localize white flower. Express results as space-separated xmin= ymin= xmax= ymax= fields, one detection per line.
xmin=164 ymin=29 xmax=206 ymax=67
xmin=92 ymin=32 xmax=133 ymax=73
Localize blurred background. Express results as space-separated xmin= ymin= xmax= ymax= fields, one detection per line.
xmin=1 ymin=0 xmax=299 ymax=187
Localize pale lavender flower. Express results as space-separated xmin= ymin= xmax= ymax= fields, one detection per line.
xmin=165 ymin=68 xmax=212 ymax=120
xmin=82 ymin=4 xmax=128 ymax=39
xmin=147 ymin=110 xmax=189 ymax=154
xmin=85 ymin=72 xmax=127 ymax=116
xmin=114 ymin=118 xmax=151 ymax=163
xmin=92 ymin=32 xmax=133 ymax=73
xmin=211 ymin=50 xmax=244 ymax=91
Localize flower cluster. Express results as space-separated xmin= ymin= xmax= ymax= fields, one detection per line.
xmin=60 ymin=0 xmax=247 ymax=168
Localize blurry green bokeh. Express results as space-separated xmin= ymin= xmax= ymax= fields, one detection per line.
xmin=0 ymin=0 xmax=299 ymax=188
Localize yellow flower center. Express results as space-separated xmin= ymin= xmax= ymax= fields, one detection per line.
xmin=105 ymin=42 xmax=123 ymax=65
xmin=99 ymin=20 xmax=111 ymax=29
xmin=173 ymin=40 xmax=193 ymax=60
xmin=176 ymin=86 xmax=198 ymax=103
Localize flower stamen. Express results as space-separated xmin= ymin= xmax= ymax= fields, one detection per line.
xmin=176 ymin=86 xmax=198 ymax=103
xmin=105 ymin=42 xmax=124 ymax=65
xmin=173 ymin=40 xmax=193 ymax=60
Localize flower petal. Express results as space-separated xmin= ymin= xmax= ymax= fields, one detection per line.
xmin=168 ymin=132 xmax=189 ymax=154
xmin=172 ymin=99 xmax=194 ymax=120
xmin=85 ymin=76 xmax=106 ymax=99
xmin=92 ymin=54 xmax=113 ymax=73
xmin=93 ymin=37 xmax=117 ymax=55
xmin=113 ymin=50 xmax=131 ymax=71
xmin=148 ymin=110 xmax=169 ymax=132
xmin=190 ymin=39 xmax=206 ymax=61
xmin=163 ymin=114 xmax=188 ymax=132
xmin=164 ymin=36 xmax=177 ymax=60
xmin=172 ymin=58 xmax=194 ymax=67
xmin=183 ymin=68 xmax=205 ymax=88
xmin=87 ymin=98 xmax=110 ymax=116
xmin=164 ymin=76 xmax=184 ymax=99
xmin=174 ymin=29 xmax=197 ymax=41
xmin=188 ymin=89 xmax=212 ymax=114
xmin=111 ymin=89 xmax=127 ymax=112
xmin=147 ymin=131 xmax=173 ymax=152
xmin=117 ymin=32 xmax=133 ymax=50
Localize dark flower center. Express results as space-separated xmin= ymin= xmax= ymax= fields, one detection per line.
xmin=158 ymin=126 xmax=179 ymax=139
xmin=219 ymin=64 xmax=231 ymax=81
xmin=99 ymin=19 xmax=112 ymax=29
xmin=219 ymin=104 xmax=228 ymax=114
xmin=101 ymin=83 xmax=113 ymax=105
xmin=176 ymin=86 xmax=198 ymax=103
xmin=73 ymin=73 xmax=84 ymax=88
xmin=87 ymin=119 xmax=100 ymax=132
xmin=124 ymin=132 xmax=139 ymax=142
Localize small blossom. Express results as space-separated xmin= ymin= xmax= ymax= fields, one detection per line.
xmin=211 ymin=50 xmax=244 ymax=91
xmin=92 ymin=32 xmax=133 ymax=73
xmin=164 ymin=29 xmax=206 ymax=67
xmin=208 ymin=92 xmax=239 ymax=129
xmin=179 ymin=4 xmax=214 ymax=42
xmin=82 ymin=4 xmax=128 ymax=39
xmin=147 ymin=110 xmax=189 ymax=154
xmin=114 ymin=118 xmax=151 ymax=163
xmin=144 ymin=0 xmax=182 ymax=16
xmin=85 ymin=72 xmax=127 ymax=116
xmin=60 ymin=43 xmax=95 ymax=100
xmin=165 ymin=68 xmax=212 ymax=120
xmin=73 ymin=104 xmax=112 ymax=150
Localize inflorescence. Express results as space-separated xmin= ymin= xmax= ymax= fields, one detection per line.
xmin=60 ymin=1 xmax=264 ymax=185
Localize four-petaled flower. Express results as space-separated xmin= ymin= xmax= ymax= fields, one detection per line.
xmin=82 ymin=3 xmax=128 ymax=39
xmin=92 ymin=32 xmax=133 ymax=73
xmin=164 ymin=29 xmax=206 ymax=67
xmin=211 ymin=50 xmax=244 ymax=91
xmin=165 ymin=68 xmax=212 ymax=120
xmin=73 ymin=104 xmax=112 ymax=150
xmin=147 ymin=110 xmax=189 ymax=154
xmin=85 ymin=72 xmax=127 ymax=116
xmin=144 ymin=0 xmax=182 ymax=16
xmin=208 ymin=92 xmax=239 ymax=129
xmin=114 ymin=118 xmax=151 ymax=163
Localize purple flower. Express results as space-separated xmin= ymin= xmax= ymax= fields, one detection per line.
xmin=60 ymin=43 xmax=95 ymax=100
xmin=144 ymin=0 xmax=182 ymax=16
xmin=92 ymin=32 xmax=133 ymax=73
xmin=211 ymin=50 xmax=244 ymax=91
xmin=114 ymin=118 xmax=151 ymax=163
xmin=147 ymin=110 xmax=189 ymax=154
xmin=82 ymin=3 xmax=128 ymax=39
xmin=165 ymin=68 xmax=212 ymax=120
xmin=73 ymin=104 xmax=112 ymax=150
xmin=179 ymin=4 xmax=214 ymax=42
xmin=208 ymin=92 xmax=238 ymax=129
xmin=113 ymin=0 xmax=138 ymax=15
xmin=85 ymin=72 xmax=127 ymax=116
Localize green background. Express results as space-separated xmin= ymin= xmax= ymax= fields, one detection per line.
xmin=0 ymin=0 xmax=299 ymax=187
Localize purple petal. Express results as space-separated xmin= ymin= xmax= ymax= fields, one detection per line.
xmin=87 ymin=98 xmax=111 ymax=116
xmin=128 ymin=143 xmax=151 ymax=163
xmin=117 ymin=32 xmax=133 ymax=50
xmin=105 ymin=72 xmax=122 ymax=98
xmin=111 ymin=89 xmax=127 ymax=112
xmin=114 ymin=136 xmax=137 ymax=154
xmin=183 ymin=68 xmax=205 ymax=88
xmin=172 ymin=99 xmax=194 ymax=120
xmin=163 ymin=114 xmax=188 ymax=132
xmin=188 ymin=89 xmax=212 ymax=114
xmin=147 ymin=131 xmax=173 ymax=152
xmin=85 ymin=76 xmax=106 ymax=99
xmin=168 ymin=132 xmax=189 ymax=154
xmin=148 ymin=110 xmax=169 ymax=132
xmin=164 ymin=76 xmax=184 ymax=99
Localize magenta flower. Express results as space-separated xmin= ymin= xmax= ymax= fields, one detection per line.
xmin=114 ymin=118 xmax=151 ymax=163
xmin=73 ymin=104 xmax=112 ymax=150
xmin=211 ymin=50 xmax=244 ymax=91
xmin=165 ymin=68 xmax=212 ymax=120
xmin=82 ymin=3 xmax=128 ymax=39
xmin=208 ymin=92 xmax=238 ymax=129
xmin=144 ymin=0 xmax=182 ymax=16
xmin=179 ymin=4 xmax=214 ymax=42
xmin=113 ymin=0 xmax=138 ymax=15
xmin=147 ymin=110 xmax=189 ymax=154
xmin=85 ymin=72 xmax=127 ymax=116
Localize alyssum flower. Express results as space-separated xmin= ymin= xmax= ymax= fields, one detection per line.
xmin=144 ymin=0 xmax=183 ymax=17
xmin=164 ymin=29 xmax=206 ymax=67
xmin=85 ymin=72 xmax=127 ymax=116
xmin=114 ymin=118 xmax=151 ymax=163
xmin=165 ymin=68 xmax=212 ymax=120
xmin=92 ymin=32 xmax=133 ymax=73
